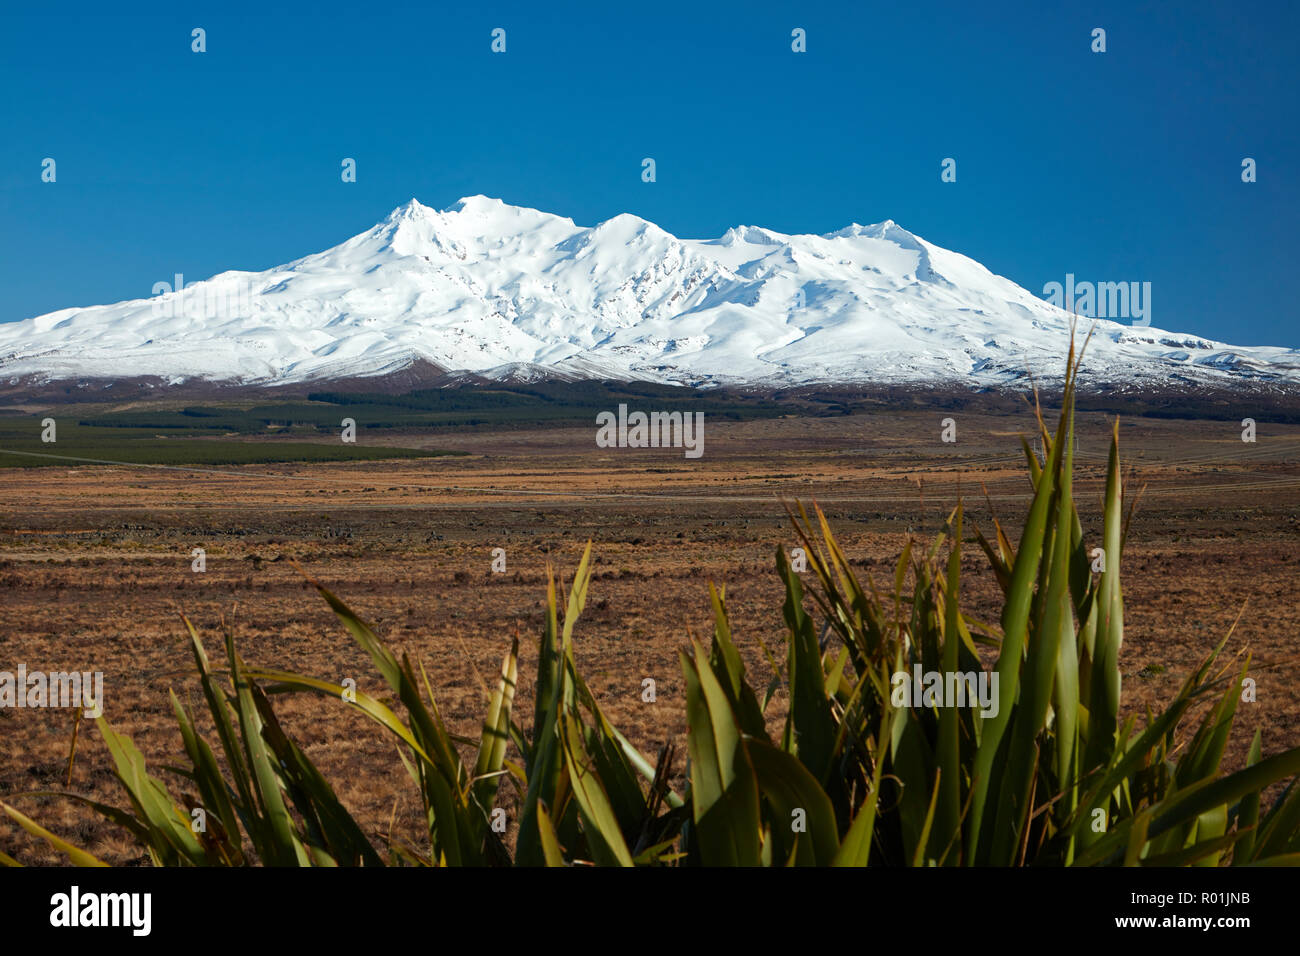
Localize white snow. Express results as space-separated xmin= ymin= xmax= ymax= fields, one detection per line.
xmin=2 ymin=196 xmax=1298 ymax=390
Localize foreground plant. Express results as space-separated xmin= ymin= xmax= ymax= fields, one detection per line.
xmin=5 ymin=343 xmax=1300 ymax=866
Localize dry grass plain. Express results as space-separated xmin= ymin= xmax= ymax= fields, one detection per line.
xmin=3 ymin=406 xmax=1300 ymax=864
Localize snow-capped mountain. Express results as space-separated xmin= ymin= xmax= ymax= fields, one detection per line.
xmin=3 ymin=196 xmax=1298 ymax=391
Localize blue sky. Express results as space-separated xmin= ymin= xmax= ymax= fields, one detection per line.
xmin=1 ymin=1 xmax=1296 ymax=346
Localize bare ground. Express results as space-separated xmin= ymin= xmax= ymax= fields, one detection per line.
xmin=3 ymin=407 xmax=1299 ymax=864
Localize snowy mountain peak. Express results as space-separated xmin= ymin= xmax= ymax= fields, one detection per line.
xmin=388 ymin=197 xmax=433 ymax=218
xmin=827 ymin=219 xmax=907 ymax=240
xmin=719 ymin=225 xmax=786 ymax=247
xmin=588 ymin=212 xmax=674 ymax=244
xmin=2 ymin=197 xmax=1298 ymax=391
xmin=448 ymin=194 xmax=508 ymax=215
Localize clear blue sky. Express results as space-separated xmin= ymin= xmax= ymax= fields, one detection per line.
xmin=2 ymin=1 xmax=1296 ymax=346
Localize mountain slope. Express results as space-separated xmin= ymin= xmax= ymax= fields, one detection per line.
xmin=3 ymin=196 xmax=1298 ymax=391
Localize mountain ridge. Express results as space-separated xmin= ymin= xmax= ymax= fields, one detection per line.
xmin=4 ymin=195 xmax=1298 ymax=392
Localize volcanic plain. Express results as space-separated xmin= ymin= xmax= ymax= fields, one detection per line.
xmin=3 ymin=402 xmax=1299 ymax=864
